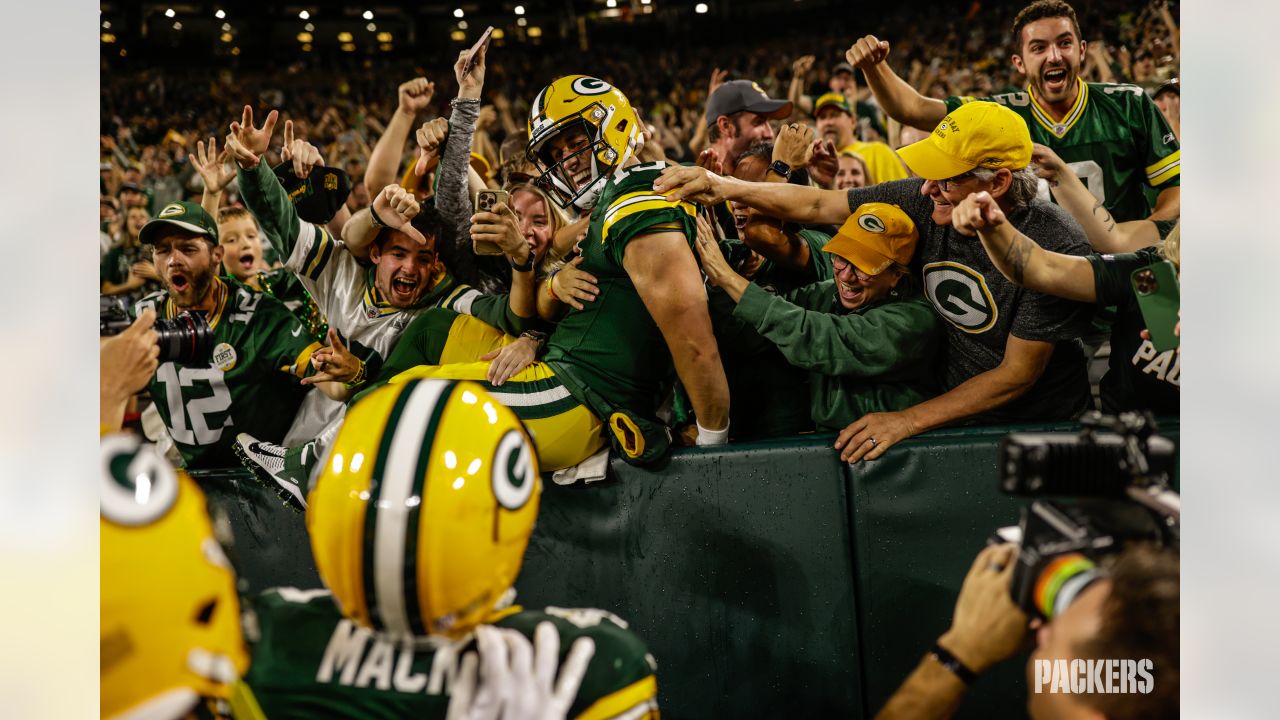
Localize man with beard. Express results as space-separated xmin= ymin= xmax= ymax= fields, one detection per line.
xmin=812 ymin=92 xmax=908 ymax=185
xmin=845 ymin=0 xmax=1180 ymax=222
xmin=132 ymin=201 xmax=319 ymax=469
xmin=704 ymin=79 xmax=792 ymax=173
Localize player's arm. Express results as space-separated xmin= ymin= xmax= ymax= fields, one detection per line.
xmin=845 ymin=35 xmax=948 ymax=131
xmin=1149 ymin=186 xmax=1179 ymax=222
xmin=623 ymin=230 xmax=729 ymax=434
xmin=654 ymin=166 xmax=851 ymax=226
xmin=1030 ymin=144 xmax=1160 ymax=254
xmin=954 ymin=192 xmax=1096 ymax=303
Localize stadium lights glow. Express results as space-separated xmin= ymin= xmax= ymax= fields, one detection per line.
xmin=641 ymin=0 xmax=651 ymax=4
xmin=341 ymin=42 xmax=356 ymax=51
xmin=102 ymin=20 xmax=111 ymax=29
xmin=376 ymin=31 xmax=393 ymax=42
xmin=304 ymin=22 xmax=314 ymax=31
xmin=367 ymin=23 xmax=377 ymax=32
xmin=492 ymin=28 xmax=505 ymax=39
xmin=215 ymin=9 xmax=225 ymax=19
xmin=220 ymin=32 xmax=232 ymax=42
xmin=450 ymin=30 xmax=466 ymax=41
xmin=165 ymin=8 xmax=175 ymax=18
xmin=607 ymin=0 xmax=616 ymax=7
xmin=231 ymin=46 xmax=241 ymax=55
xmin=101 ymin=33 xmax=116 ymax=43
xmin=222 ymin=22 xmax=231 ymax=31
xmin=338 ymin=31 xmax=353 ymax=42
xmin=517 ymin=17 xmax=527 ymax=26
xmin=528 ymin=26 xmax=542 ymax=37
xmin=302 ymin=43 xmax=313 ymax=52
xmin=296 ymin=32 xmax=313 ymax=42
xmin=695 ymin=3 xmax=708 ymax=12
xmin=363 ymin=10 xmax=374 ymax=20
xmin=515 ymin=5 xmax=525 ymax=14
xmin=453 ymin=8 xmax=465 ymax=18
xmin=173 ymin=21 xmax=183 ymax=30
xmin=298 ymin=10 xmax=309 ymax=20
xmin=458 ymin=20 xmax=469 ymax=29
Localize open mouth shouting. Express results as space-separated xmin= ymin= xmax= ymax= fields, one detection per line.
xmin=238 ymin=252 xmax=256 ymax=273
xmin=1042 ymin=66 xmax=1070 ymax=95
xmin=168 ymin=271 xmax=191 ymax=295
xmin=837 ymin=278 xmax=866 ymax=305
xmin=389 ymin=275 xmax=420 ymax=303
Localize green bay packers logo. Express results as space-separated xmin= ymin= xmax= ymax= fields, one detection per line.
xmin=100 ymin=434 xmax=179 ymax=526
xmin=491 ymin=429 xmax=535 ymax=510
xmin=857 ymin=213 xmax=887 ymax=233
xmin=571 ymin=77 xmax=612 ymax=96
xmin=158 ymin=203 xmax=185 ymax=218
xmin=923 ymin=262 xmax=999 ymax=333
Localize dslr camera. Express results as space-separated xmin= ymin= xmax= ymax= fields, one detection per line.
xmin=993 ymin=412 xmax=1179 ymax=620
xmin=100 ymin=296 xmax=214 ymax=366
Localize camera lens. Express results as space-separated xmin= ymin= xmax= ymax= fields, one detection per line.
xmin=154 ymin=311 xmax=214 ymax=365
xmin=1134 ymin=269 xmax=1158 ymax=294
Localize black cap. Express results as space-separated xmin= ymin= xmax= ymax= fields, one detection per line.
xmin=119 ymin=182 xmax=144 ymax=194
xmin=705 ymin=79 xmax=793 ymax=127
xmin=1154 ymin=78 xmax=1179 ymax=99
xmin=832 ymin=61 xmax=855 ymax=76
xmin=272 ymin=163 xmax=353 ymax=225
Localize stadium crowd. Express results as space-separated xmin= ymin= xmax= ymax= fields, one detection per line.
xmin=101 ymin=0 xmax=1181 ymax=718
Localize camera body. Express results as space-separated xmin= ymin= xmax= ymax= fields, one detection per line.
xmin=996 ymin=412 xmax=1180 ymax=619
xmin=100 ymin=296 xmax=215 ymax=366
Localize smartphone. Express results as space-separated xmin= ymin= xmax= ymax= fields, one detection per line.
xmin=1130 ymin=260 xmax=1180 ymax=353
xmin=473 ymin=189 xmax=509 ymax=256
xmin=461 ymin=26 xmax=495 ymax=79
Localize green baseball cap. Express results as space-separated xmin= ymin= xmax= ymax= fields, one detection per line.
xmin=139 ymin=200 xmax=219 ymax=245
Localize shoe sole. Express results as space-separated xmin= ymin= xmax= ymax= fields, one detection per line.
xmin=233 ymin=439 xmax=307 ymax=513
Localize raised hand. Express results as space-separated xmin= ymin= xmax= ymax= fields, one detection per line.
xmin=398 ymin=77 xmax=436 ymax=116
xmin=773 ymin=123 xmax=816 ymax=169
xmin=413 ymin=117 xmax=450 ymax=177
xmin=192 ymin=136 xmax=236 ymax=194
xmin=707 ymin=67 xmax=729 ymax=98
xmin=130 ymin=260 xmax=160 ymax=282
xmin=281 ymin=120 xmax=325 ymax=179
xmin=791 ymin=54 xmax=816 ymax=77
xmin=470 ymin=202 xmax=528 ymax=262
xmin=951 ymin=191 xmax=1008 ymax=237
xmin=373 ymin=184 xmax=427 ymax=244
xmin=846 ymin=35 xmax=891 ymax=69
xmin=226 ymin=105 xmax=279 ymax=168
xmin=303 ymin=329 xmax=362 ymax=386
xmin=453 ymin=41 xmax=489 ymax=100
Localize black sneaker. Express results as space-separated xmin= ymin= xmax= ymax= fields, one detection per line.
xmin=234 ymin=433 xmax=316 ymax=512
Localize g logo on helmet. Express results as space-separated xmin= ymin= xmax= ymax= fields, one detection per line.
xmin=492 ymin=429 xmax=536 ymax=510
xmin=571 ymin=77 xmax=613 ymax=96
xmin=100 ymin=433 xmax=179 ymax=526
xmin=857 ymin=213 xmax=887 ymax=234
xmin=922 ymin=262 xmax=999 ymax=333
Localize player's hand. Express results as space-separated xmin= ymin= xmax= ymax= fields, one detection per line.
xmin=471 ymin=202 xmax=529 ymax=263
xmin=791 ymin=54 xmax=816 ymax=77
xmin=447 ymin=623 xmax=596 ymax=720
xmin=373 ymin=185 xmax=428 ymax=244
xmin=192 ymin=136 xmax=236 ymax=194
xmin=653 ymin=165 xmax=733 ymax=206
xmin=414 ymin=117 xmax=450 ymax=177
xmin=773 ymin=123 xmax=815 ymax=169
xmin=101 ymin=308 xmax=160 ymax=401
xmin=833 ymin=410 xmax=919 ymax=462
xmin=398 ymin=77 xmax=436 ymax=115
xmin=1030 ymin=143 xmax=1067 ymax=184
xmin=694 ymin=214 xmax=746 ymax=300
xmin=952 ymin=191 xmax=1008 ymax=236
xmin=846 ymin=35 xmax=891 ymax=69
xmin=227 ymin=105 xmax=279 ymax=169
xmin=550 ymin=257 xmax=599 ymax=311
xmin=481 ymin=336 xmax=538 ymax=386
xmin=131 ymin=260 xmax=160 ymax=282
xmin=303 ymin=328 xmax=362 ymax=385
xmin=281 ymin=120 xmax=325 ymax=179
xmin=454 ymin=42 xmax=488 ymax=100
xmin=939 ymin=543 xmax=1030 ymax=673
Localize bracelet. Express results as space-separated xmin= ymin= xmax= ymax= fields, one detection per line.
xmin=545 ymin=269 xmax=563 ymax=301
xmin=343 ymin=359 xmax=368 ymax=389
xmin=695 ymin=421 xmax=729 ymax=446
xmin=369 ymin=206 xmax=388 ymax=229
xmin=451 ymin=97 xmax=482 ymax=107
xmin=929 ymin=642 xmax=978 ymax=685
xmin=509 ymin=252 xmax=535 ymax=273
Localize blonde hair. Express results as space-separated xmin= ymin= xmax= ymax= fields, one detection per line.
xmin=1159 ymin=221 xmax=1180 ymax=271
xmin=217 ymin=206 xmax=259 ymax=229
xmin=504 ymin=182 xmax=569 ymax=237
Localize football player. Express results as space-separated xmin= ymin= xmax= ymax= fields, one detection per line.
xmin=845 ymin=0 xmax=1180 ymax=222
xmin=132 ymin=201 xmax=320 ymax=468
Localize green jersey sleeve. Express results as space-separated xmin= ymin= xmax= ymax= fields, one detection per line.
xmin=1134 ymin=92 xmax=1180 ymax=190
xmin=237 ymin=162 xmax=310 ymax=265
xmin=599 ymin=190 xmax=698 ymax=268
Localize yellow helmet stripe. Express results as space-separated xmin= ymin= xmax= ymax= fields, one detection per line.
xmin=359 ymin=379 xmax=451 ymax=635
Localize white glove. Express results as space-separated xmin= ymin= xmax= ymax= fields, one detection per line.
xmin=447 ymin=622 xmax=597 ymax=720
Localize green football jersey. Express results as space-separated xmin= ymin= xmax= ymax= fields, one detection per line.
xmin=233 ymin=588 xmax=659 ymax=720
xmin=543 ymin=161 xmax=698 ymax=418
xmin=946 ymin=79 xmax=1180 ymax=222
xmin=134 ymin=278 xmax=317 ymax=469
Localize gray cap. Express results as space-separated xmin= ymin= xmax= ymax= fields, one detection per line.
xmin=705 ymin=79 xmax=793 ymax=128
xmin=831 ymin=61 xmax=855 ymax=76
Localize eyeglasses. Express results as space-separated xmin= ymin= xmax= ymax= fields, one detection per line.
xmin=937 ymin=171 xmax=976 ymax=192
xmin=831 ymin=255 xmax=876 ymax=282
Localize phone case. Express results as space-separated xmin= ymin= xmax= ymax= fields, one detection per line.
xmin=1130 ymin=260 xmax=1180 ymax=353
xmin=473 ymin=190 xmax=509 ymax=256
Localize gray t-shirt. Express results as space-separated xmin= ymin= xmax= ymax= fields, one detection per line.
xmin=846 ymin=179 xmax=1093 ymax=423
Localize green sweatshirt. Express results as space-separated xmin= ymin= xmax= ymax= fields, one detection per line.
xmin=733 ymin=280 xmax=941 ymax=431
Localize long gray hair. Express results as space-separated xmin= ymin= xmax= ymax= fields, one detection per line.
xmin=971 ymin=166 xmax=1039 ymax=209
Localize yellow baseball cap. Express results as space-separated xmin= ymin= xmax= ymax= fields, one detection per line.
xmin=814 ymin=92 xmax=853 ymax=115
xmin=896 ymin=101 xmax=1032 ymax=180
xmin=823 ymin=203 xmax=918 ymax=275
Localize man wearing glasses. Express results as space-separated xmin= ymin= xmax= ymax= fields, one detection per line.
xmin=655 ymin=101 xmax=1094 ymax=462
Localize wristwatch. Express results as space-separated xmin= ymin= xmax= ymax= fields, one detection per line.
xmin=767 ymin=160 xmax=793 ymax=180
xmin=509 ymin=252 xmax=536 ymax=272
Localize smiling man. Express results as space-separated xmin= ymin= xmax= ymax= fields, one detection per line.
xmin=654 ymin=101 xmax=1095 ymax=461
xmin=132 ymin=201 xmax=318 ymax=468
xmin=844 ymin=0 xmax=1180 ymax=223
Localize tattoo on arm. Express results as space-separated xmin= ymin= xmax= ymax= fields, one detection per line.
xmin=1092 ymin=200 xmax=1117 ymax=233
xmin=1003 ymin=234 xmax=1034 ymax=286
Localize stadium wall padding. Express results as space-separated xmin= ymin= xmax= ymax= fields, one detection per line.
xmin=193 ymin=419 xmax=1178 ymax=720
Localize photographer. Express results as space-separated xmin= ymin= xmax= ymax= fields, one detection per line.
xmin=876 ymin=543 xmax=1178 ymax=720
xmin=100 ymin=309 xmax=158 ymax=434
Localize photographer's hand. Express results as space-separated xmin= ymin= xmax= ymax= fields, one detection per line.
xmin=101 ymin=309 xmax=159 ymax=432
xmin=939 ymin=543 xmax=1029 ymax=673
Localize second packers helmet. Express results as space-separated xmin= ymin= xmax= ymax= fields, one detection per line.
xmin=527 ymin=74 xmax=641 ymax=212
xmin=101 ymin=433 xmax=249 ymax=719
xmin=308 ymin=378 xmax=541 ymax=641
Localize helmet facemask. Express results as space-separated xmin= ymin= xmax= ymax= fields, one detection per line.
xmin=527 ymin=102 xmax=635 ymax=212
